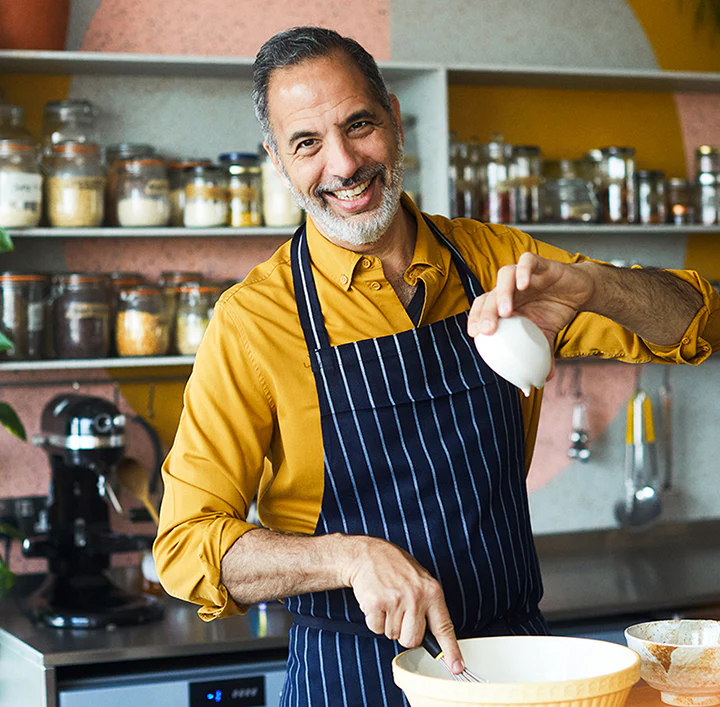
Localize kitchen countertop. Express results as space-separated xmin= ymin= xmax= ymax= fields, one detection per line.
xmin=0 ymin=519 xmax=719 ymax=670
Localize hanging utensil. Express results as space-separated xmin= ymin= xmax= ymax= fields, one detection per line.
xmin=116 ymin=457 xmax=160 ymax=524
xmin=658 ymin=367 xmax=673 ymax=492
xmin=567 ymin=364 xmax=590 ymax=462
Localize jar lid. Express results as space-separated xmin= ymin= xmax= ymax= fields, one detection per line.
xmin=118 ymin=157 xmax=166 ymax=169
xmin=53 ymin=272 xmax=109 ymax=285
xmin=178 ymin=284 xmax=220 ymax=294
xmin=0 ymin=138 xmax=36 ymax=152
xmin=232 ymin=165 xmax=261 ymax=175
xmin=51 ymin=140 xmax=101 ymax=154
xmin=106 ymin=143 xmax=155 ymax=161
xmin=512 ymin=145 xmax=541 ymax=157
xmin=218 ymin=152 xmax=258 ymax=164
xmin=159 ymin=270 xmax=204 ymax=285
xmin=120 ymin=284 xmax=162 ymax=296
xmin=167 ymin=158 xmax=213 ymax=170
xmin=600 ymin=146 xmax=635 ymax=157
xmin=636 ymin=170 xmax=665 ymax=179
xmin=0 ymin=272 xmax=48 ymax=282
xmin=43 ymin=99 xmax=97 ymax=121
xmin=183 ymin=164 xmax=221 ymax=176
xmin=696 ymin=145 xmax=719 ymax=155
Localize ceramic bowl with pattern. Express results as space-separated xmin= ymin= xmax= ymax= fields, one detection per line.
xmin=625 ymin=619 xmax=720 ymax=706
xmin=392 ymin=635 xmax=640 ymax=707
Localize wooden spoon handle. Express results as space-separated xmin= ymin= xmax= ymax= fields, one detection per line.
xmin=143 ymin=497 xmax=160 ymax=525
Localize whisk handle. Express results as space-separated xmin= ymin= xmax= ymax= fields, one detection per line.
xmin=422 ymin=629 xmax=444 ymax=660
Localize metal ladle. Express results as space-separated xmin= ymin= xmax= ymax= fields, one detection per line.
xmin=614 ymin=373 xmax=663 ymax=528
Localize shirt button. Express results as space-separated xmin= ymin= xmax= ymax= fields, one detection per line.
xmin=361 ymin=258 xmax=372 ymax=269
xmin=370 ymin=281 xmax=381 ymax=291
xmin=340 ymin=275 xmax=349 ymax=285
xmin=682 ymin=337 xmax=690 ymax=345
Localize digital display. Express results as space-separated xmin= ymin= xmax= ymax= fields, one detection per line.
xmin=189 ymin=675 xmax=266 ymax=706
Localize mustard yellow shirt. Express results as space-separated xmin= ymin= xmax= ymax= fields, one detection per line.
xmin=154 ymin=194 xmax=720 ymax=620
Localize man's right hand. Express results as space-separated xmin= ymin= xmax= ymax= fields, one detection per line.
xmin=341 ymin=535 xmax=465 ymax=674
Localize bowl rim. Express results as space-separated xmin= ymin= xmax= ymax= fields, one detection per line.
xmin=392 ymin=635 xmax=641 ymax=702
xmin=625 ymin=619 xmax=720 ymax=647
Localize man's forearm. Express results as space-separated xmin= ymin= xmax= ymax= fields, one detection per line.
xmin=220 ymin=528 xmax=357 ymax=605
xmin=580 ymin=261 xmax=703 ymax=345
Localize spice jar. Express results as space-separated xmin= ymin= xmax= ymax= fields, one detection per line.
xmin=44 ymin=141 xmax=105 ymax=227
xmin=478 ymin=135 xmax=512 ymax=223
xmin=593 ymin=147 xmax=636 ymax=224
xmin=168 ymin=159 xmax=212 ymax=226
xmin=104 ymin=143 xmax=156 ymax=226
xmin=116 ymin=285 xmax=170 ymax=357
xmin=41 ymin=99 xmax=97 ymax=156
xmin=540 ymin=178 xmax=599 ymax=223
xmin=0 ymin=140 xmax=43 ymax=228
xmin=174 ymin=284 xmax=219 ymax=355
xmin=666 ymin=178 xmax=696 ymax=225
xmin=635 ymin=170 xmax=666 ymax=225
xmin=108 ymin=271 xmax=147 ymax=353
xmin=695 ymin=145 xmax=720 ymax=226
xmin=50 ymin=273 xmax=111 ymax=359
xmin=509 ymin=145 xmax=542 ymax=223
xmin=401 ymin=115 xmax=421 ymax=208
xmin=116 ymin=158 xmax=170 ymax=227
xmin=183 ymin=164 xmax=229 ymax=228
xmin=0 ymin=104 xmax=33 ymax=142
xmin=219 ymin=153 xmax=262 ymax=227
xmin=260 ymin=150 xmax=303 ymax=227
xmin=159 ymin=271 xmax=204 ymax=353
xmin=0 ymin=273 xmax=48 ymax=360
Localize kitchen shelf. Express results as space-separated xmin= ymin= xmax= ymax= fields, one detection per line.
xmin=0 ymin=356 xmax=194 ymax=372
xmin=5 ymin=224 xmax=720 ymax=238
xmin=5 ymin=226 xmax=296 ymax=238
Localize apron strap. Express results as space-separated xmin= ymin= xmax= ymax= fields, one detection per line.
xmin=290 ymin=215 xmax=486 ymax=354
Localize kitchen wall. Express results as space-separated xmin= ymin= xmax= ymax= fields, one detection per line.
xmin=0 ymin=0 xmax=719 ymax=572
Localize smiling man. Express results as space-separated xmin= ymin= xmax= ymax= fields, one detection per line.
xmin=154 ymin=26 xmax=720 ymax=707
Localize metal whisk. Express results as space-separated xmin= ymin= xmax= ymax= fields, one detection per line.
xmin=422 ymin=630 xmax=487 ymax=683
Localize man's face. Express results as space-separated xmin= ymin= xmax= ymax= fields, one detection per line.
xmin=264 ymin=52 xmax=404 ymax=247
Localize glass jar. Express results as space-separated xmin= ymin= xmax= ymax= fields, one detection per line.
xmin=116 ymin=285 xmax=170 ymax=357
xmin=0 ymin=273 xmax=48 ymax=360
xmin=108 ymin=271 xmax=147 ymax=354
xmin=0 ymin=104 xmax=33 ymax=142
xmin=41 ymin=99 xmax=97 ymax=156
xmin=219 ymin=153 xmax=262 ymax=228
xmin=448 ymin=139 xmax=464 ymax=219
xmin=43 ymin=141 xmax=105 ymax=227
xmin=259 ymin=150 xmax=303 ymax=227
xmin=695 ymin=145 xmax=720 ymax=226
xmin=50 ymin=273 xmax=111 ymax=359
xmin=635 ymin=170 xmax=666 ymax=225
xmin=540 ymin=178 xmax=599 ymax=223
xmin=401 ymin=115 xmax=421 ymax=207
xmin=104 ymin=143 xmax=156 ymax=226
xmin=478 ymin=135 xmax=512 ymax=223
xmin=167 ymin=159 xmax=212 ymax=226
xmin=183 ymin=164 xmax=229 ymax=228
xmin=666 ymin=178 xmax=696 ymax=225
xmin=159 ymin=271 xmax=204 ymax=353
xmin=116 ymin=158 xmax=170 ymax=227
xmin=509 ymin=145 xmax=542 ymax=223
xmin=174 ymin=284 xmax=219 ymax=355
xmin=594 ymin=147 xmax=636 ymax=223
xmin=0 ymin=140 xmax=43 ymax=228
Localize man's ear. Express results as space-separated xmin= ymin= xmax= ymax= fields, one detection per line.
xmin=263 ymin=141 xmax=292 ymax=190
xmin=390 ymin=94 xmax=404 ymax=145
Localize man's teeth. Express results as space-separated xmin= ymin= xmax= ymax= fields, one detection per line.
xmin=332 ymin=178 xmax=372 ymax=200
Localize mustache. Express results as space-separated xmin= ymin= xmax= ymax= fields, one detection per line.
xmin=315 ymin=163 xmax=385 ymax=198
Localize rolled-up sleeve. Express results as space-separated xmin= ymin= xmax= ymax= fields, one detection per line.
xmin=153 ymin=300 xmax=274 ymax=620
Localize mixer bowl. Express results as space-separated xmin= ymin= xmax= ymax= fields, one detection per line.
xmin=625 ymin=620 xmax=720 ymax=706
xmin=392 ymin=635 xmax=640 ymax=707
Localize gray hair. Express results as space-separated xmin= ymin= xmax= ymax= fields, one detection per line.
xmin=252 ymin=26 xmax=394 ymax=153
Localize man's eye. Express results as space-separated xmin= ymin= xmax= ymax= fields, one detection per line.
xmin=297 ymin=139 xmax=317 ymax=151
xmin=350 ymin=121 xmax=370 ymax=131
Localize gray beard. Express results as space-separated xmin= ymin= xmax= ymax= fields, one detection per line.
xmin=283 ymin=148 xmax=405 ymax=248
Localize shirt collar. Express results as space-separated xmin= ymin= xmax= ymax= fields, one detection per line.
xmin=305 ymin=193 xmax=447 ymax=292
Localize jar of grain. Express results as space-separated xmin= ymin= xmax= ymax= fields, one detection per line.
xmin=0 ymin=139 xmax=43 ymax=228
xmin=109 ymin=271 xmax=147 ymax=354
xmin=50 ymin=273 xmax=111 ymax=359
xmin=168 ymin=159 xmax=212 ymax=226
xmin=219 ymin=152 xmax=262 ymax=227
xmin=104 ymin=143 xmax=156 ymax=226
xmin=158 ymin=271 xmax=204 ymax=353
xmin=259 ymin=149 xmax=303 ymax=227
xmin=174 ymin=284 xmax=219 ymax=355
xmin=0 ymin=273 xmax=48 ymax=360
xmin=116 ymin=158 xmax=170 ymax=227
xmin=183 ymin=164 xmax=229 ymax=228
xmin=44 ymin=141 xmax=105 ymax=227
xmin=116 ymin=285 xmax=170 ymax=357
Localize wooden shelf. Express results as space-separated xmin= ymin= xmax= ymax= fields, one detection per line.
xmin=0 ymin=356 xmax=194 ymax=372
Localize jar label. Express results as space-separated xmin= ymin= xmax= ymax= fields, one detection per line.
xmin=145 ymin=179 xmax=170 ymax=197
xmin=0 ymin=172 xmax=42 ymax=207
xmin=66 ymin=302 xmax=109 ymax=319
xmin=186 ymin=184 xmax=228 ymax=201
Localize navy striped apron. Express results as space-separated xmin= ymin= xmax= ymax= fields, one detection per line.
xmin=281 ymin=216 xmax=548 ymax=707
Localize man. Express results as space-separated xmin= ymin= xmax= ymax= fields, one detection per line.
xmin=154 ymin=26 xmax=719 ymax=707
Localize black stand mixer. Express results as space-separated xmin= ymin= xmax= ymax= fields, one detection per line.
xmin=22 ymin=394 xmax=165 ymax=629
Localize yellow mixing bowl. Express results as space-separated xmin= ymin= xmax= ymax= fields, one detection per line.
xmin=392 ymin=635 xmax=640 ymax=707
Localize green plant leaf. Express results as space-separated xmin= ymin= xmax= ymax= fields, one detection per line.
xmin=0 ymin=523 xmax=23 ymax=541
xmin=0 ymin=402 xmax=26 ymax=441
xmin=0 ymin=559 xmax=15 ymax=599
xmin=0 ymin=227 xmax=13 ymax=254
xmin=0 ymin=330 xmax=14 ymax=353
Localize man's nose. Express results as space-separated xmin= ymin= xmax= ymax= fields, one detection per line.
xmin=325 ymin=136 xmax=362 ymax=180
